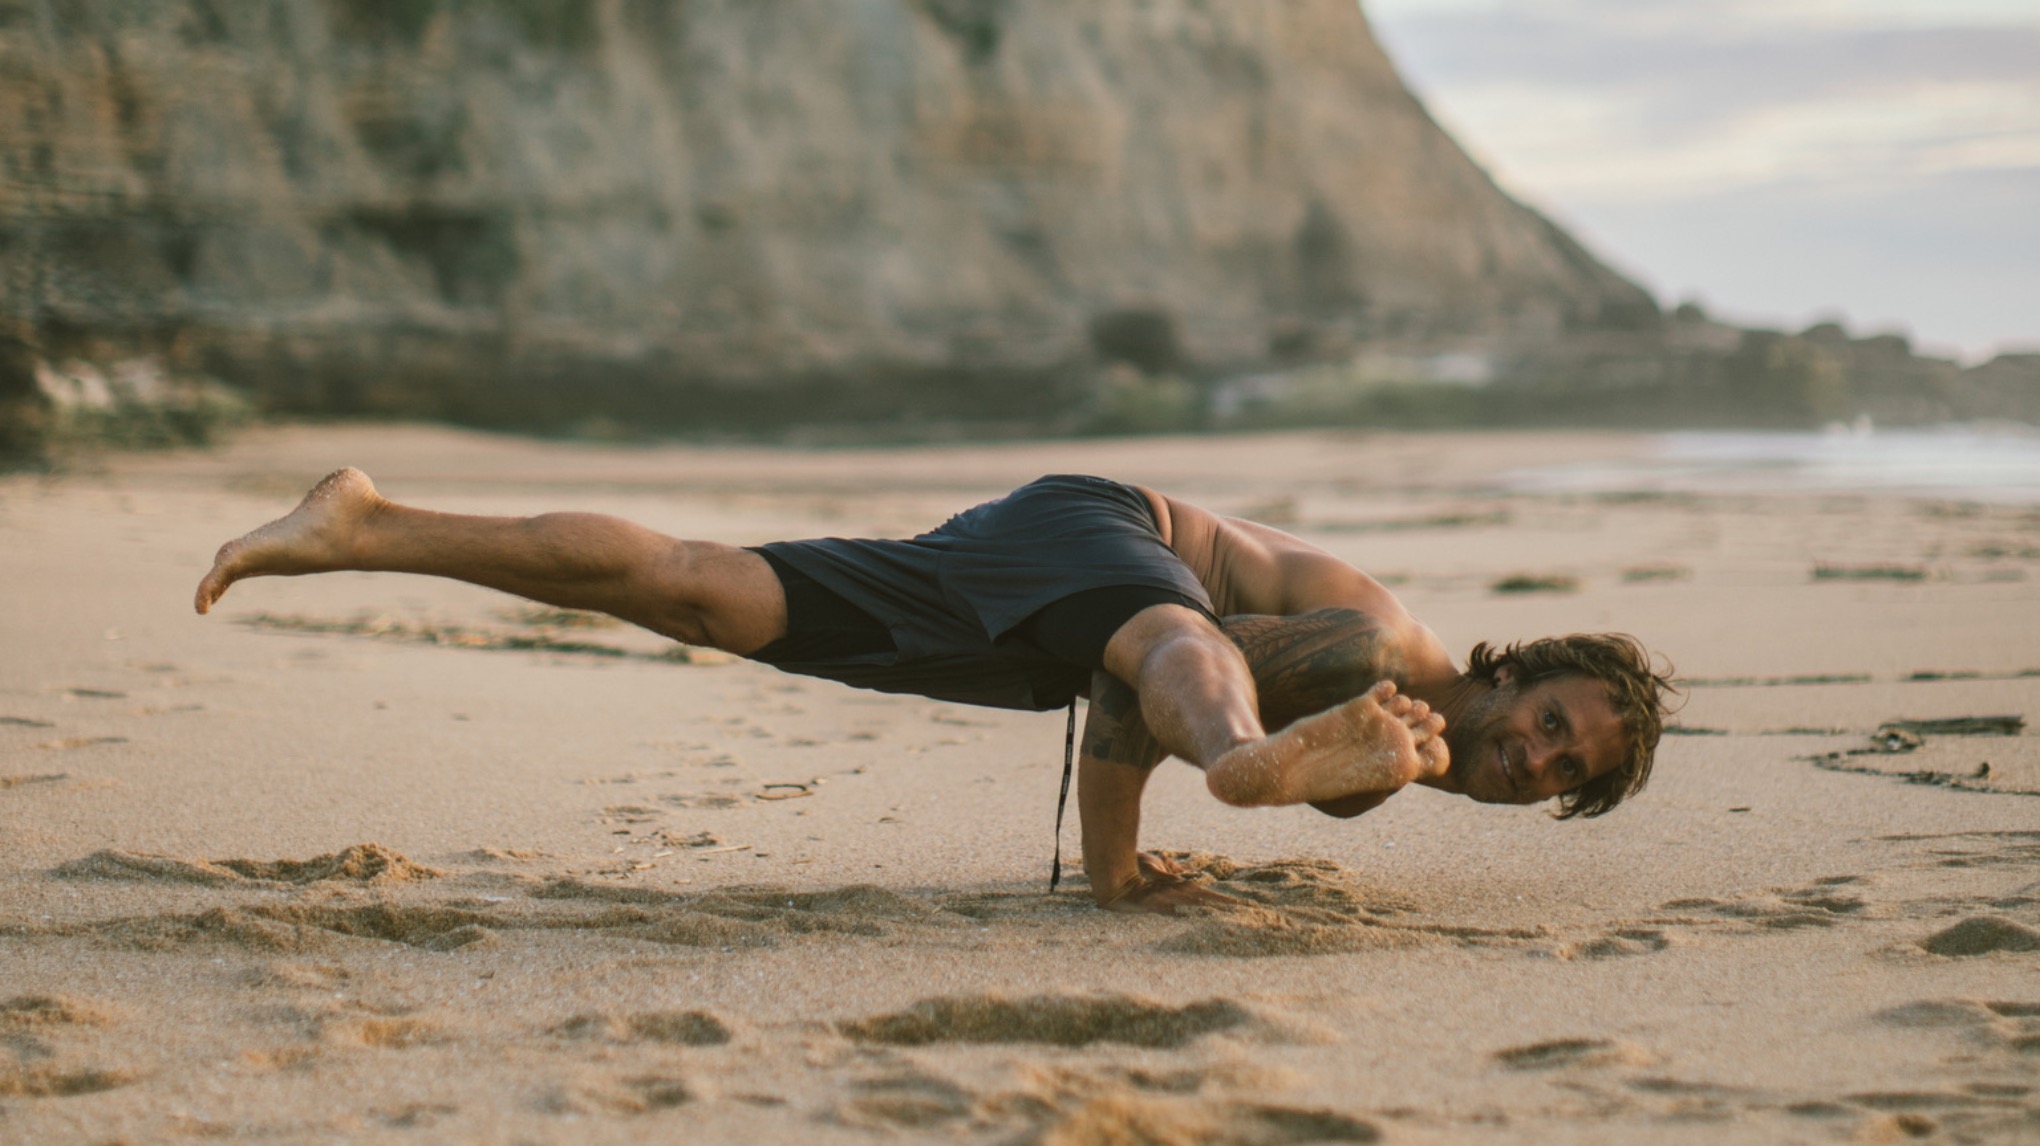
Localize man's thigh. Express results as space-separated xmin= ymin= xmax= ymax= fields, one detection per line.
xmin=1096 ymin=602 xmax=1235 ymax=685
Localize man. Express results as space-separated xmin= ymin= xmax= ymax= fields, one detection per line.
xmin=195 ymin=470 xmax=1674 ymax=915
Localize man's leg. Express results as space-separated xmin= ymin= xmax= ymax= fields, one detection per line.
xmin=1100 ymin=605 xmax=1446 ymax=806
xmin=195 ymin=468 xmax=788 ymax=654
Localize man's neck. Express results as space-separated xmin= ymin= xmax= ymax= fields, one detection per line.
xmin=1406 ymin=672 xmax=1488 ymax=725
xmin=1405 ymin=673 xmax=1495 ymax=795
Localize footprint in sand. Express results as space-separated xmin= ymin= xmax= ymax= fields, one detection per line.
xmin=0 ymin=994 xmax=122 ymax=1044
xmin=534 ymin=1072 xmax=693 ymax=1116
xmin=1492 ymin=1037 xmax=1652 ymax=1071
xmin=1833 ymin=1090 xmax=2040 ymax=1141
xmin=835 ymin=1062 xmax=1373 ymax=1143
xmin=373 ymin=1102 xmax=461 ymax=1129
xmin=0 ymin=1065 xmax=143 ymax=1098
xmin=549 ymin=1009 xmax=732 ymax=1046
xmin=836 ymin=993 xmax=1272 ymax=1050
xmin=1882 ymin=998 xmax=2040 ymax=1036
xmin=533 ymin=878 xmax=959 ymax=948
xmin=1030 ymin=1095 xmax=1380 ymax=1145
xmin=1559 ymin=927 xmax=1671 ymax=961
xmin=1 ymin=997 xmax=128 ymax=1097
xmin=837 ymin=1073 xmax=976 ymax=1130
xmin=1885 ymin=830 xmax=2040 ymax=871
xmin=1870 ymin=996 xmax=2040 ymax=1113
xmin=1139 ymin=854 xmax=1544 ymax=959
xmin=0 ymin=773 xmax=67 ymax=790
xmin=317 ymin=1014 xmax=446 ymax=1049
xmin=1652 ymin=875 xmax=1880 ymax=936
xmin=33 ymin=736 xmax=127 ymax=751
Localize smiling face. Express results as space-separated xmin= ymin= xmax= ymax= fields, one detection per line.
xmin=1441 ymin=667 xmax=1629 ymax=805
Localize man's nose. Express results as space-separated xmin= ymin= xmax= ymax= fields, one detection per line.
xmin=1523 ymin=740 xmax=1559 ymax=781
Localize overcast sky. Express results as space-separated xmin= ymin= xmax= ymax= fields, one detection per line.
xmin=1363 ymin=0 xmax=2040 ymax=361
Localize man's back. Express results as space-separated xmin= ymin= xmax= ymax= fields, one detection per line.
xmin=1138 ymin=486 xmax=1459 ymax=692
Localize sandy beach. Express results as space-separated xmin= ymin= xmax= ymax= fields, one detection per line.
xmin=2 ymin=424 xmax=2036 ymax=1144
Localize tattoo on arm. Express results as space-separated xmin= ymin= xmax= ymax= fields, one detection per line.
xmin=1223 ymin=608 xmax=1406 ymax=731
xmin=1084 ymin=670 xmax=1164 ymax=767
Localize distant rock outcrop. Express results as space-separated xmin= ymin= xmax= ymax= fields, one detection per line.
xmin=1 ymin=0 xmax=1655 ymax=435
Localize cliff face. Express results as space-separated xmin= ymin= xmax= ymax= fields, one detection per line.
xmin=0 ymin=0 xmax=1655 ymax=429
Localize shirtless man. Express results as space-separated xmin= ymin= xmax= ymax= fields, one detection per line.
xmin=195 ymin=470 xmax=1674 ymax=915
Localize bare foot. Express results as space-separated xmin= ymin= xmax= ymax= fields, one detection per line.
xmin=1205 ymin=680 xmax=1448 ymax=806
xmin=194 ymin=468 xmax=384 ymax=614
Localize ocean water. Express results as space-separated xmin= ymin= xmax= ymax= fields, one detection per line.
xmin=1498 ymin=424 xmax=2040 ymax=504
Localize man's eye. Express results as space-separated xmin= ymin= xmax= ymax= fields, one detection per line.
xmin=1562 ymin=758 xmax=1581 ymax=778
xmin=1541 ymin=711 xmax=1558 ymax=730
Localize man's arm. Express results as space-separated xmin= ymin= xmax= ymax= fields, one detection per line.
xmin=1078 ymin=670 xmax=1243 ymax=914
xmin=1076 ymin=607 xmax=1422 ymax=911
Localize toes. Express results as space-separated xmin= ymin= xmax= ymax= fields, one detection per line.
xmin=1364 ymin=679 xmax=1397 ymax=702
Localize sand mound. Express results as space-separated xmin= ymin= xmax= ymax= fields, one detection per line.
xmin=1918 ymin=917 xmax=2040 ymax=957
xmin=838 ymin=994 xmax=1254 ymax=1049
xmin=54 ymin=843 xmax=439 ymax=887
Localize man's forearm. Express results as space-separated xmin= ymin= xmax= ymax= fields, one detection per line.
xmin=1077 ymin=670 xmax=1165 ymax=904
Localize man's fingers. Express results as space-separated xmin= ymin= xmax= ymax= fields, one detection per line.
xmin=1137 ymin=851 xmax=1190 ymax=878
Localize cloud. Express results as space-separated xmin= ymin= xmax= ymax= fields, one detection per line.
xmin=1362 ymin=0 xmax=2040 ymax=355
xmin=1366 ymin=1 xmax=2040 ymax=199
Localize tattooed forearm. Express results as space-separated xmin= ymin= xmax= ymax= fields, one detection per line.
xmin=1084 ymin=669 xmax=1164 ymax=766
xmin=1221 ymin=609 xmax=1405 ymax=732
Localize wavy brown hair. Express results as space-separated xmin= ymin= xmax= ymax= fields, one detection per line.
xmin=1464 ymin=633 xmax=1678 ymax=819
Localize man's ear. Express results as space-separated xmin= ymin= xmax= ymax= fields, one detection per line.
xmin=1492 ymin=662 xmax=1521 ymax=688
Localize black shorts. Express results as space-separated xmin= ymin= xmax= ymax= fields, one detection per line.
xmin=752 ymin=547 xmax=1203 ymax=673
xmin=740 ymin=475 xmax=1218 ymax=710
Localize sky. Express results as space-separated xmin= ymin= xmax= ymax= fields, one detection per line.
xmin=1362 ymin=0 xmax=2040 ymax=362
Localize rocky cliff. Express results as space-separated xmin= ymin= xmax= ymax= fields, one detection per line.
xmin=1 ymin=0 xmax=1655 ymax=435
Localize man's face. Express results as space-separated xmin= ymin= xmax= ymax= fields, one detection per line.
xmin=1443 ymin=667 xmax=1628 ymax=805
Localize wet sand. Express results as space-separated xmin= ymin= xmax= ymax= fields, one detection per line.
xmin=2 ymin=424 xmax=2036 ymax=1143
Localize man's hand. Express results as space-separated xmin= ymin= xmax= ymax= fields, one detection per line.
xmin=1094 ymin=851 xmax=1246 ymax=916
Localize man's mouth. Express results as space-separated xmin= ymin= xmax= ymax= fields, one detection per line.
xmin=1497 ymin=743 xmax=1517 ymax=791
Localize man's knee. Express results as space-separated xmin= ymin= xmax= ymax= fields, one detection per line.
xmin=642 ymin=543 xmax=785 ymax=651
xmin=1100 ymin=603 xmax=1232 ymax=687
